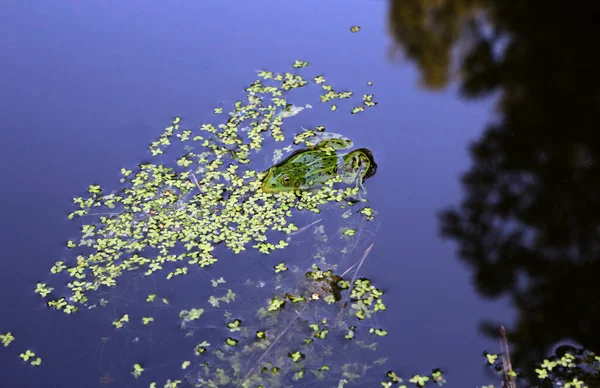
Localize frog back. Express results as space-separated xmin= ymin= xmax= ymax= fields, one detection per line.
xmin=262 ymin=147 xmax=339 ymax=192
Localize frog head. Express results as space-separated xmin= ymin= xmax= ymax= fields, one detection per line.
xmin=261 ymin=165 xmax=303 ymax=193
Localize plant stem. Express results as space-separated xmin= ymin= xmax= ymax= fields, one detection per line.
xmin=500 ymin=326 xmax=517 ymax=388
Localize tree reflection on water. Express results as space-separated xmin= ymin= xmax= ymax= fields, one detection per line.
xmin=388 ymin=0 xmax=600 ymax=383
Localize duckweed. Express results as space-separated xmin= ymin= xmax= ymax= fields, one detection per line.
xmin=14 ymin=61 xmax=448 ymax=388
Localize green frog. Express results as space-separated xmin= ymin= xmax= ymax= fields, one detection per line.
xmin=261 ymin=135 xmax=377 ymax=193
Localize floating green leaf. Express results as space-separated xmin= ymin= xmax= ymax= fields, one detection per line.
xmin=132 ymin=363 xmax=144 ymax=378
xmin=226 ymin=319 xmax=241 ymax=332
xmin=292 ymin=60 xmax=309 ymax=68
xmin=30 ymin=357 xmax=42 ymax=366
xmin=274 ymin=262 xmax=288 ymax=273
xmin=1 ymin=332 xmax=14 ymax=347
xmin=20 ymin=350 xmax=35 ymax=361
xmin=225 ymin=337 xmax=238 ymax=347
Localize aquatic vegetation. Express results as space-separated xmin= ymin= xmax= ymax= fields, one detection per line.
xmin=480 ymin=347 xmax=600 ymax=387
xmin=19 ymin=350 xmax=41 ymax=366
xmin=1 ymin=333 xmax=42 ymax=367
xmin=0 ymin=54 xmax=592 ymax=388
xmin=20 ymin=60 xmax=433 ymax=387
xmin=473 ymin=327 xmax=600 ymax=388
xmin=46 ymin=63 xmax=383 ymax=308
xmin=1 ymin=332 xmax=14 ymax=347
xmin=23 ymin=57 xmax=594 ymax=388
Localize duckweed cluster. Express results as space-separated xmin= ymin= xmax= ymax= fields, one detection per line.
xmin=1 ymin=59 xmax=592 ymax=388
xmin=39 ymin=62 xmax=382 ymax=311
xmin=482 ymin=348 xmax=600 ymax=388
xmin=8 ymin=61 xmax=448 ymax=387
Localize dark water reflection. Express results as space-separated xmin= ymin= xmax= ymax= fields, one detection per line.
xmin=390 ymin=0 xmax=600 ymax=384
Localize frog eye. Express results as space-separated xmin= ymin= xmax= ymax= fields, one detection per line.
xmin=282 ymin=176 xmax=291 ymax=185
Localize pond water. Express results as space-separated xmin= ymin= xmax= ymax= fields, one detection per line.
xmin=2 ymin=1 xmax=597 ymax=388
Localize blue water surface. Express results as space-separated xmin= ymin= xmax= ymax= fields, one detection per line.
xmin=0 ymin=1 xmax=508 ymax=387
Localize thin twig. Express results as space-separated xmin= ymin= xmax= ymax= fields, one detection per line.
xmin=340 ymin=261 xmax=359 ymax=278
xmin=190 ymin=172 xmax=202 ymax=192
xmin=80 ymin=212 xmax=120 ymax=217
xmin=336 ymin=243 xmax=374 ymax=324
xmin=500 ymin=326 xmax=517 ymax=388
xmin=288 ymin=218 xmax=322 ymax=237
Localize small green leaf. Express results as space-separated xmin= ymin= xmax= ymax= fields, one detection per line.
xmin=132 ymin=363 xmax=144 ymax=378
xmin=292 ymin=60 xmax=308 ymax=68
xmin=227 ymin=319 xmax=241 ymax=332
xmin=225 ymin=337 xmax=238 ymax=346
xmin=20 ymin=350 xmax=35 ymax=361
xmin=409 ymin=375 xmax=429 ymax=387
xmin=485 ymin=352 xmax=498 ymax=365
xmin=0 ymin=332 xmax=15 ymax=347
xmin=274 ymin=262 xmax=288 ymax=273
xmin=88 ymin=185 xmax=101 ymax=194
xmin=288 ymin=351 xmax=305 ymax=362
xmin=370 ymin=328 xmax=388 ymax=336
xmin=351 ymin=106 xmax=365 ymax=114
